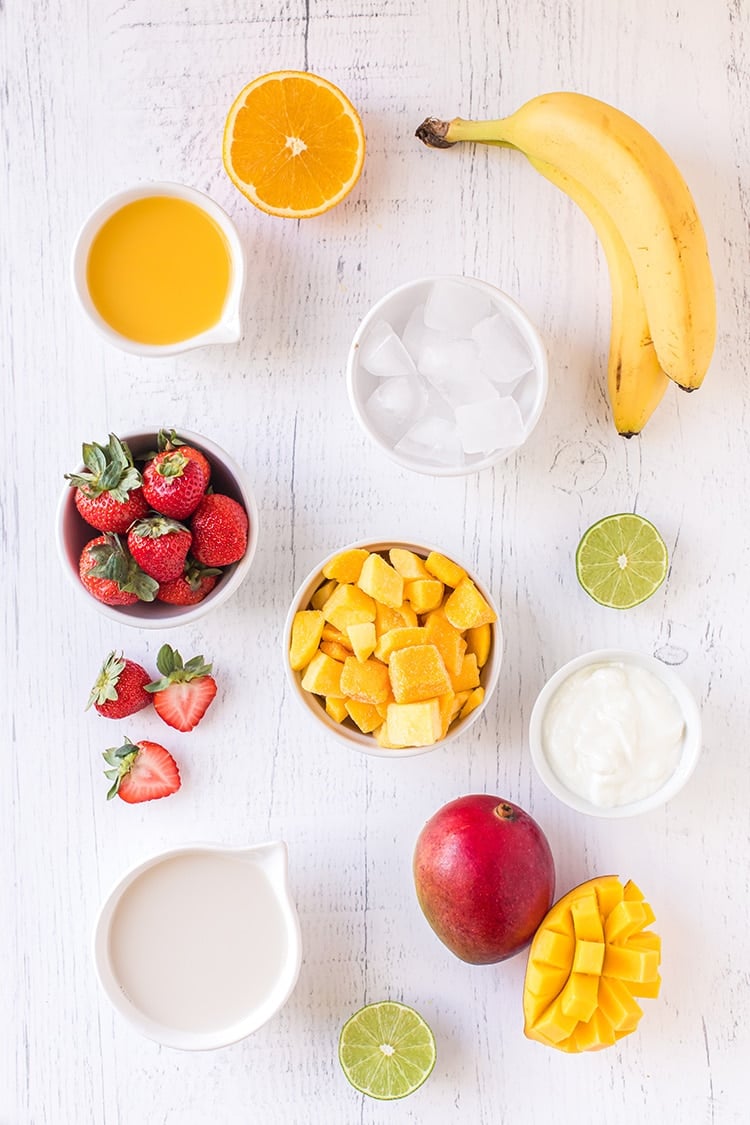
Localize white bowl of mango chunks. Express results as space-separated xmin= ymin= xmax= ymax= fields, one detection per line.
xmin=283 ymin=540 xmax=502 ymax=758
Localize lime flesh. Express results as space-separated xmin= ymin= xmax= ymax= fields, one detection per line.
xmin=575 ymin=513 xmax=668 ymax=609
xmin=338 ymin=1000 xmax=436 ymax=1100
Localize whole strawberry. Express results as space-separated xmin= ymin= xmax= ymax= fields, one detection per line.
xmin=142 ymin=448 xmax=208 ymax=519
xmin=145 ymin=643 xmax=217 ymax=732
xmin=86 ymin=652 xmax=152 ymax=718
xmin=157 ymin=559 xmax=222 ymax=605
xmin=65 ymin=433 xmax=148 ymax=533
xmin=127 ymin=515 xmax=192 ymax=582
xmin=145 ymin=429 xmax=211 ymax=489
xmin=190 ymin=494 xmax=249 ymax=567
xmin=79 ymin=533 xmax=159 ymax=606
xmin=103 ymin=737 xmax=181 ymax=803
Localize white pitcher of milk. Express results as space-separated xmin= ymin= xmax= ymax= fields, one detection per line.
xmin=94 ymin=842 xmax=302 ymax=1050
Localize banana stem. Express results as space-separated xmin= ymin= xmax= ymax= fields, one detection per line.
xmin=416 ymin=116 xmax=512 ymax=148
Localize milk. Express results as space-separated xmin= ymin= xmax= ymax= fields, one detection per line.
xmin=108 ymin=851 xmax=289 ymax=1033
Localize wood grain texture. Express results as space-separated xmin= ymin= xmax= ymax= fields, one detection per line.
xmin=2 ymin=0 xmax=748 ymax=1121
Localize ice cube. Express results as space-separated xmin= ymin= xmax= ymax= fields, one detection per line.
xmin=360 ymin=319 xmax=416 ymax=377
xmin=423 ymin=280 xmax=493 ymax=337
xmin=400 ymin=304 xmax=430 ymax=367
xmin=364 ymin=375 xmax=428 ymax=443
xmin=512 ymin=368 xmax=540 ymax=424
xmin=472 ymin=313 xmax=534 ymax=385
xmin=455 ymin=394 xmax=526 ymax=455
xmin=394 ymin=415 xmax=463 ymax=467
xmin=418 ymin=337 xmax=499 ymax=408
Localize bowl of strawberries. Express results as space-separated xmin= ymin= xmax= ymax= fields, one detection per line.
xmin=56 ymin=427 xmax=259 ymax=626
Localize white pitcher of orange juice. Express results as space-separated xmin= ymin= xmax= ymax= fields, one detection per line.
xmin=72 ymin=181 xmax=245 ymax=357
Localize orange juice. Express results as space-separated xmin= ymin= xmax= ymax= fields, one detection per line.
xmin=86 ymin=196 xmax=232 ymax=345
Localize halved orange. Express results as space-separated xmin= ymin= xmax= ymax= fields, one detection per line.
xmin=222 ymin=71 xmax=365 ymax=219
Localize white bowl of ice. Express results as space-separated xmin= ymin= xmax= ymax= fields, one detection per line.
xmin=346 ymin=276 xmax=548 ymax=476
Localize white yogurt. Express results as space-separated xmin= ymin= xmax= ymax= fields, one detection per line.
xmin=541 ymin=661 xmax=685 ymax=808
xmin=107 ymin=851 xmax=289 ymax=1034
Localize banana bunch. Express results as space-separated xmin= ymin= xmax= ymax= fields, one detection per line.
xmin=416 ymin=93 xmax=716 ymax=435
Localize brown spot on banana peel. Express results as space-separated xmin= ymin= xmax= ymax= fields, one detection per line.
xmin=415 ymin=118 xmax=456 ymax=148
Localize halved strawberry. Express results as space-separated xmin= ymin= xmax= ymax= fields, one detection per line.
xmin=156 ymin=559 xmax=222 ymax=605
xmin=79 ymin=534 xmax=159 ymax=605
xmin=102 ymin=737 xmax=181 ymax=803
xmin=127 ymin=515 xmax=192 ymax=582
xmin=66 ymin=433 xmax=148 ymax=533
xmin=145 ymin=643 xmax=217 ymax=732
xmin=86 ymin=652 xmax=151 ymax=718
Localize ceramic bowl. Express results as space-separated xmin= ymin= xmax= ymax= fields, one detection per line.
xmin=283 ymin=539 xmax=502 ymax=758
xmin=93 ymin=842 xmax=302 ymax=1051
xmin=71 ymin=181 xmax=245 ymax=356
xmin=55 ymin=428 xmax=259 ymax=628
xmin=346 ymin=275 xmax=548 ymax=477
xmin=528 ymin=649 xmax=702 ymax=817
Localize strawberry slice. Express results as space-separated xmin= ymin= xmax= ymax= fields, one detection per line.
xmin=102 ymin=737 xmax=181 ymax=803
xmin=145 ymin=643 xmax=217 ymax=732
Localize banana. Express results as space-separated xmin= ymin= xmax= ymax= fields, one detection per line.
xmin=527 ymin=156 xmax=670 ymax=436
xmin=416 ymin=93 xmax=716 ymax=390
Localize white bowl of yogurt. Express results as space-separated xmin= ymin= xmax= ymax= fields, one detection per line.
xmin=529 ymin=649 xmax=702 ymax=818
xmin=93 ymin=842 xmax=302 ymax=1050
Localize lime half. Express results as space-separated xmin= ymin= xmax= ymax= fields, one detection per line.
xmin=338 ymin=1000 xmax=436 ymax=1100
xmin=575 ymin=513 xmax=668 ymax=609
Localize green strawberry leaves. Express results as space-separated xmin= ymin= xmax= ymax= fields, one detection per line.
xmin=87 ymin=533 xmax=159 ymax=601
xmin=102 ymin=736 xmax=139 ymax=800
xmin=66 ymin=433 xmax=142 ymax=500
xmin=86 ymin=651 xmax=126 ymax=710
xmin=145 ymin=643 xmax=213 ymax=692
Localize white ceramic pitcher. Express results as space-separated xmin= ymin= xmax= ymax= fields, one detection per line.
xmin=93 ymin=842 xmax=302 ymax=1050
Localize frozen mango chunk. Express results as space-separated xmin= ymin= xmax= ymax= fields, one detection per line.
xmin=389 ymin=644 xmax=451 ymax=704
xmin=425 ymin=551 xmax=466 ymax=588
xmin=424 ymin=612 xmax=466 ymax=677
xmin=300 ymin=651 xmax=344 ymax=698
xmin=449 ymin=652 xmax=480 ymax=694
xmin=340 ymin=655 xmax=391 ymax=705
xmin=345 ymin=699 xmax=383 ymax=733
xmin=373 ymin=626 xmax=427 ymax=663
xmin=346 ymin=621 xmax=377 ymax=663
xmin=436 ymin=691 xmax=458 ymax=738
xmin=405 ymin=578 xmax=444 ymax=614
xmin=320 ymin=639 xmax=352 ymax=663
xmin=322 ymin=548 xmax=370 ymax=584
xmin=325 ymin=696 xmax=348 ymax=723
xmin=321 ymin=624 xmax=352 ymax=647
xmin=465 ymin=623 xmax=492 ymax=667
xmin=444 ymin=578 xmax=497 ymax=630
xmin=459 ymin=685 xmax=484 ymax=720
xmin=289 ymin=610 xmax=325 ymax=671
xmin=322 ymin=583 xmax=376 ymax=631
xmin=385 ymin=699 xmax=442 ymax=748
xmin=373 ymin=722 xmax=398 ymax=749
xmin=357 ymin=553 xmax=404 ymax=609
xmin=310 ymin=578 xmax=337 ymax=610
xmin=389 ymin=548 xmax=430 ymax=580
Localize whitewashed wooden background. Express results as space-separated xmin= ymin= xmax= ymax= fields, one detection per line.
xmin=2 ymin=0 xmax=748 ymax=1121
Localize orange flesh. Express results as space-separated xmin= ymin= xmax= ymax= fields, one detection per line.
xmin=86 ymin=196 xmax=231 ymax=345
xmin=228 ymin=76 xmax=363 ymax=213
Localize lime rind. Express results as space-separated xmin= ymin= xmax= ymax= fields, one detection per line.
xmin=575 ymin=513 xmax=668 ymax=609
xmin=339 ymin=1000 xmax=436 ymax=1100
